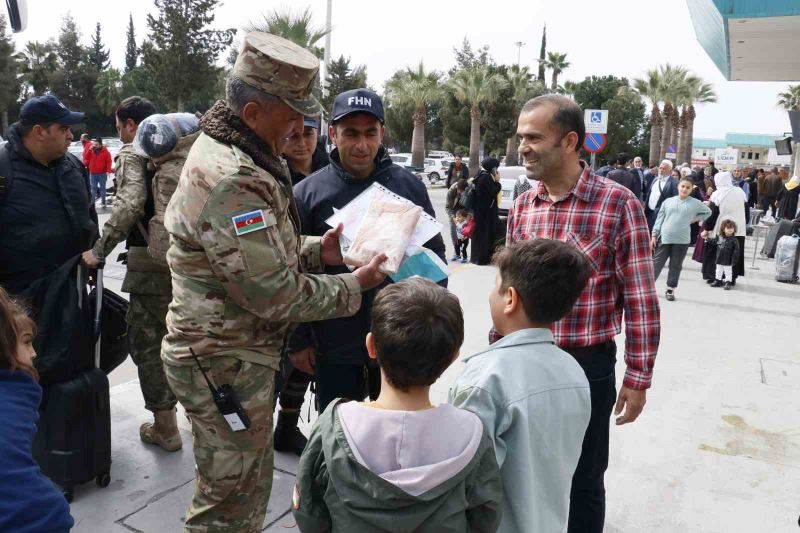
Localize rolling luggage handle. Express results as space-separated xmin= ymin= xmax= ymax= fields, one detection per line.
xmin=77 ymin=263 xmax=105 ymax=370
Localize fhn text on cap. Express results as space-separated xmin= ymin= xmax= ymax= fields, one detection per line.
xmin=331 ymin=89 xmax=384 ymax=124
xmin=19 ymin=94 xmax=85 ymax=126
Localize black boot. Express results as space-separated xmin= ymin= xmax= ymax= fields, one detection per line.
xmin=273 ymin=410 xmax=307 ymax=456
xmin=711 ymin=279 xmax=723 ymax=288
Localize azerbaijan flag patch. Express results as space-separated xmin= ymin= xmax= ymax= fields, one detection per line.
xmin=232 ymin=210 xmax=266 ymax=236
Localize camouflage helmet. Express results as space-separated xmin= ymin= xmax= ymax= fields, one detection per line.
xmin=232 ymin=32 xmax=322 ymax=116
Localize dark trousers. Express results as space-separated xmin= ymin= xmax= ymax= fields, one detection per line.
xmin=457 ymin=239 xmax=469 ymax=259
xmin=652 ymin=243 xmax=690 ymax=288
xmin=315 ymin=359 xmax=381 ymax=413
xmin=277 ymin=367 xmax=312 ymax=413
xmin=563 ymin=341 xmax=617 ymax=533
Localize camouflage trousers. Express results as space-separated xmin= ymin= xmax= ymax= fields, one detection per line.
xmin=164 ymin=356 xmax=275 ymax=533
xmin=127 ymin=293 xmax=177 ymax=412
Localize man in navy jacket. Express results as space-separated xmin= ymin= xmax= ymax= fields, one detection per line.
xmin=644 ymin=160 xmax=679 ymax=230
xmin=292 ymin=89 xmax=447 ymax=412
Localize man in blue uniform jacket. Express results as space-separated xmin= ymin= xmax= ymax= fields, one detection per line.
xmin=292 ymin=89 xmax=447 ymax=412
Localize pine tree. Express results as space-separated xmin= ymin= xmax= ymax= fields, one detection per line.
xmin=537 ymin=24 xmax=546 ymax=82
xmin=320 ymin=55 xmax=368 ymax=115
xmin=142 ymin=0 xmax=234 ymax=112
xmin=125 ymin=14 xmax=137 ymax=73
xmin=0 ymin=14 xmax=21 ymax=131
xmin=49 ymin=14 xmax=86 ymax=110
xmin=89 ymin=22 xmax=110 ymax=71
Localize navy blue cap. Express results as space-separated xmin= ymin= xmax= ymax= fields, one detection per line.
xmin=303 ymin=116 xmax=320 ymax=129
xmin=331 ymin=89 xmax=384 ymax=124
xmin=19 ymin=95 xmax=84 ymax=126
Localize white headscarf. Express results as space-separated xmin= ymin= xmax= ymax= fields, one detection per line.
xmin=710 ymin=171 xmax=744 ymax=205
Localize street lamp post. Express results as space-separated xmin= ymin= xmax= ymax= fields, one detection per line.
xmin=514 ymin=41 xmax=525 ymax=67
xmin=321 ymin=0 xmax=333 ymax=136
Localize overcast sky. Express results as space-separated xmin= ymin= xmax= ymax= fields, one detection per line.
xmin=11 ymin=0 xmax=796 ymax=138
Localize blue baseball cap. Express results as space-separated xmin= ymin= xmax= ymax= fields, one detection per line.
xmin=19 ymin=94 xmax=85 ymax=125
xmin=330 ymin=89 xmax=384 ymax=124
xmin=303 ymin=116 xmax=321 ymax=129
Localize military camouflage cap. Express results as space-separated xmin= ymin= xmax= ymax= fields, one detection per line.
xmin=232 ymin=32 xmax=322 ymax=116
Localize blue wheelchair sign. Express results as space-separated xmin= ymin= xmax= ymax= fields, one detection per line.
xmin=590 ymin=111 xmax=603 ymax=124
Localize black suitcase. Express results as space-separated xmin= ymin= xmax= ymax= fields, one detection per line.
xmin=31 ymin=266 xmax=112 ymax=502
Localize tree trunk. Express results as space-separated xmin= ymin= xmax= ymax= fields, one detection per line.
xmin=668 ymin=106 xmax=679 ymax=159
xmin=683 ymin=105 xmax=696 ymax=166
xmin=1 ymin=110 xmax=8 ymax=135
xmin=648 ymin=104 xmax=662 ymax=166
xmin=676 ymin=107 xmax=688 ymax=165
xmin=505 ymin=136 xmax=519 ymax=166
xmin=410 ymin=106 xmax=426 ymax=168
xmin=793 ymin=142 xmax=800 ymax=179
xmin=468 ymin=104 xmax=481 ymax=176
xmin=176 ymin=95 xmax=184 ymax=113
xmin=659 ymin=103 xmax=673 ymax=161
xmin=551 ymin=72 xmax=559 ymax=92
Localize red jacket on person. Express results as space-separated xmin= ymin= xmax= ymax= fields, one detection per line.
xmin=82 ymin=140 xmax=91 ymax=166
xmin=86 ymin=146 xmax=113 ymax=174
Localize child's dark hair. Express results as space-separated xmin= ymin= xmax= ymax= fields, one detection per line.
xmin=0 ymin=287 xmax=37 ymax=379
xmin=720 ymin=219 xmax=737 ymax=233
xmin=370 ymin=278 xmax=464 ymax=392
xmin=456 ymin=179 xmax=468 ymax=191
xmin=455 ymin=208 xmax=468 ymax=218
xmin=494 ymin=239 xmax=591 ymax=324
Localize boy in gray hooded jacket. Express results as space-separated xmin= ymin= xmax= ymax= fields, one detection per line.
xmin=293 ymin=278 xmax=503 ymax=532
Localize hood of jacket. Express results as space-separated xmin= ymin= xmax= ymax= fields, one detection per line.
xmin=319 ymin=399 xmax=486 ymax=525
xmin=199 ymin=100 xmax=289 ymax=184
xmin=328 ymin=145 xmax=395 ymax=183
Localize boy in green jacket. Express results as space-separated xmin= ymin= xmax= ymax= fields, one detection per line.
xmin=293 ymin=278 xmax=503 ymax=532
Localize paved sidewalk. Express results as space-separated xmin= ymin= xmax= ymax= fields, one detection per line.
xmin=71 ymin=203 xmax=800 ymax=532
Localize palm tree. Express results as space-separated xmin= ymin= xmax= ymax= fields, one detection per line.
xmin=657 ymin=64 xmax=690 ymax=161
xmin=541 ymin=51 xmax=570 ymax=92
xmin=447 ymin=66 xmax=508 ymax=174
xmin=680 ymin=78 xmax=717 ymax=165
xmin=777 ymin=84 xmax=800 ymax=174
xmin=20 ymin=41 xmax=57 ymax=97
xmin=634 ymin=68 xmax=663 ymax=165
xmin=385 ymin=62 xmax=443 ymax=168
xmin=95 ymin=68 xmax=122 ymax=115
xmin=561 ymin=80 xmax=578 ymax=98
xmin=245 ymin=7 xmax=330 ymax=59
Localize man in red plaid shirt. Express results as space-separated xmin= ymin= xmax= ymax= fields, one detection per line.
xmin=506 ymin=95 xmax=660 ymax=533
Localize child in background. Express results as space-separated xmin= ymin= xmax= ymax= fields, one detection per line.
xmin=712 ymin=219 xmax=740 ymax=290
xmin=449 ymin=239 xmax=592 ymax=533
xmin=0 ymin=288 xmax=74 ymax=533
xmin=293 ymin=278 xmax=503 ymax=533
xmin=454 ymin=209 xmax=473 ymax=263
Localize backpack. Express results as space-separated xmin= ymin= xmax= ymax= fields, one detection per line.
xmin=145 ymin=131 xmax=200 ymax=266
xmin=460 ymin=181 xmax=476 ymax=210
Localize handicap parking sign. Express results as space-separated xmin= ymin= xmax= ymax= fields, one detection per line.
xmin=584 ymin=109 xmax=608 ymax=134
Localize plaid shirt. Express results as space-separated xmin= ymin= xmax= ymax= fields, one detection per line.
xmin=505 ymin=161 xmax=660 ymax=390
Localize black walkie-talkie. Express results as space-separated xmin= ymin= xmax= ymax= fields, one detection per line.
xmin=189 ymin=348 xmax=251 ymax=432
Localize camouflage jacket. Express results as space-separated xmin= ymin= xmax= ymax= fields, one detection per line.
xmin=162 ymin=101 xmax=362 ymax=368
xmin=91 ymin=144 xmax=171 ymax=295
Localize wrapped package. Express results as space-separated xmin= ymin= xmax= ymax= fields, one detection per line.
xmin=133 ymin=113 xmax=200 ymax=158
xmin=344 ymin=200 xmax=422 ymax=274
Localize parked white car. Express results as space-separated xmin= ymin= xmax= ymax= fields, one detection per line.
xmin=497 ymin=166 xmax=537 ymax=216
xmin=422 ymin=158 xmax=449 ymax=183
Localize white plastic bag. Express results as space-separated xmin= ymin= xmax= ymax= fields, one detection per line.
xmin=774 ymin=235 xmax=799 ymax=282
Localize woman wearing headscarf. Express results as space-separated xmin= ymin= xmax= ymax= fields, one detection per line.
xmin=777 ymin=176 xmax=800 ymax=220
xmin=470 ymin=157 xmax=502 ymax=265
xmin=701 ymin=171 xmax=748 ymax=284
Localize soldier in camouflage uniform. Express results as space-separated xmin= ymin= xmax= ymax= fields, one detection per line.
xmin=161 ymin=32 xmax=387 ymax=533
xmin=81 ymin=96 xmax=181 ymax=452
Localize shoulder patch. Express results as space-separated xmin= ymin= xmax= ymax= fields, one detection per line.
xmin=232 ymin=209 xmax=268 ymax=235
